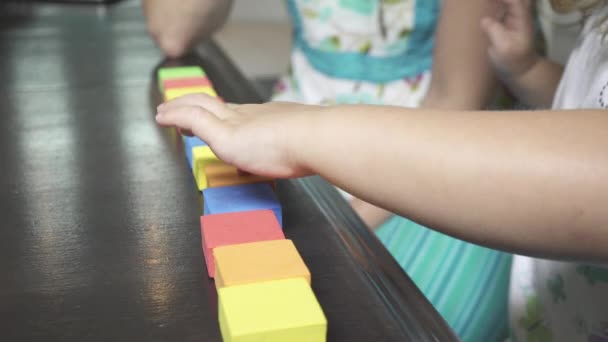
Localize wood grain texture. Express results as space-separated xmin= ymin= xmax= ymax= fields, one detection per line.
xmin=0 ymin=2 xmax=458 ymax=341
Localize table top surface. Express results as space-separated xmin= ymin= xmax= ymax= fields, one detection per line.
xmin=0 ymin=3 xmax=457 ymax=341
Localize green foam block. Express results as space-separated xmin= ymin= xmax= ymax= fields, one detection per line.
xmin=157 ymin=66 xmax=206 ymax=91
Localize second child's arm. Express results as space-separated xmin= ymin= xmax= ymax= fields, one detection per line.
xmin=481 ymin=0 xmax=563 ymax=108
xmin=423 ymin=0 xmax=500 ymax=110
xmin=143 ymin=0 xmax=233 ymax=58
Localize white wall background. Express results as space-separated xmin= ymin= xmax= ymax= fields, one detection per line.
xmin=228 ymin=0 xmax=289 ymax=23
xmin=216 ymin=0 xmax=292 ymax=78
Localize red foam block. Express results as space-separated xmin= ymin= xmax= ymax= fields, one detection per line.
xmin=200 ymin=210 xmax=284 ymax=278
xmin=162 ymin=77 xmax=212 ymax=91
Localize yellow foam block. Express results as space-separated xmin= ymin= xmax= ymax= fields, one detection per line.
xmin=164 ymin=86 xmax=217 ymax=101
xmin=218 ymin=278 xmax=327 ymax=342
xmin=192 ymin=146 xmax=223 ymax=190
xmin=214 ymin=239 xmax=310 ymax=290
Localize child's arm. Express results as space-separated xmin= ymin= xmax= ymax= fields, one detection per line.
xmin=481 ymin=0 xmax=563 ymax=108
xmin=355 ymin=0 xmax=505 ymax=229
xmin=143 ymin=0 xmax=233 ymax=58
xmin=422 ymin=0 xmax=500 ymax=110
xmin=157 ymin=96 xmax=608 ymax=262
xmin=496 ymin=56 xmax=563 ymax=108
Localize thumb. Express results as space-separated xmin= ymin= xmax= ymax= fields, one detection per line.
xmin=481 ymin=16 xmax=509 ymax=50
xmin=156 ymin=104 xmax=226 ymax=145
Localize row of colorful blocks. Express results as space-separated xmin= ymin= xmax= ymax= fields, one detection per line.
xmin=158 ymin=66 xmax=327 ymax=342
xmin=158 ymin=66 xmax=217 ymax=100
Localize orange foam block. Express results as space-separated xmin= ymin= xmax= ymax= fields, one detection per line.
xmin=204 ymin=163 xmax=275 ymax=189
xmin=200 ymin=210 xmax=284 ymax=278
xmin=214 ymin=239 xmax=310 ymax=290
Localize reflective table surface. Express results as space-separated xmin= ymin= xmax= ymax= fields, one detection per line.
xmin=0 ymin=3 xmax=458 ymax=341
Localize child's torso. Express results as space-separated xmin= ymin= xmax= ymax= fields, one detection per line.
xmin=291 ymin=0 xmax=429 ymax=56
xmin=510 ymin=7 xmax=608 ymax=342
xmin=286 ymin=0 xmax=439 ymax=82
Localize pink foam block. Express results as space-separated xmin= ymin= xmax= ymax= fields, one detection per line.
xmin=162 ymin=77 xmax=212 ymax=91
xmin=200 ymin=210 xmax=284 ymax=278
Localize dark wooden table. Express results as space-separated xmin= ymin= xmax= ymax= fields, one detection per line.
xmin=0 ymin=2 xmax=458 ymax=341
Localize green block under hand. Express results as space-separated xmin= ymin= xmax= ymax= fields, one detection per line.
xmin=157 ymin=66 xmax=206 ymax=92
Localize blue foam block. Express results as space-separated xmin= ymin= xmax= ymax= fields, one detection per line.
xmin=202 ymin=183 xmax=282 ymax=226
xmin=183 ymin=136 xmax=207 ymax=168
xmin=204 ymin=198 xmax=210 ymax=216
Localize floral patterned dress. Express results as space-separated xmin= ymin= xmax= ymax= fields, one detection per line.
xmin=272 ymin=0 xmax=437 ymax=106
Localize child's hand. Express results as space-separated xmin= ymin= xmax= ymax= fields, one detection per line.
xmin=143 ymin=0 xmax=232 ymax=58
xmin=481 ymin=0 xmax=539 ymax=78
xmin=155 ymin=94 xmax=319 ymax=178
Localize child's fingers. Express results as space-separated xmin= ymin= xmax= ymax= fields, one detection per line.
xmin=504 ymin=0 xmax=531 ymax=17
xmin=481 ymin=16 xmax=508 ymax=48
xmin=224 ymin=102 xmax=248 ymax=115
xmin=518 ymin=0 xmax=534 ymax=31
xmin=499 ymin=0 xmax=532 ymax=25
xmin=159 ymin=93 xmax=216 ymax=109
xmin=507 ymin=0 xmax=532 ymax=17
xmin=158 ymin=93 xmax=228 ymax=119
xmin=156 ymin=104 xmax=226 ymax=143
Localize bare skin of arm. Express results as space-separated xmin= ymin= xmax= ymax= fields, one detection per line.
xmin=156 ymin=98 xmax=608 ymax=263
xmin=422 ymin=0 xmax=500 ymax=110
xmin=155 ymin=0 xmax=607 ymax=262
xmin=352 ymin=0 xmax=502 ymax=229
xmin=143 ymin=0 xmax=233 ymax=58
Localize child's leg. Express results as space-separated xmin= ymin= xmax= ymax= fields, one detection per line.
xmin=376 ymin=216 xmax=512 ymax=342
